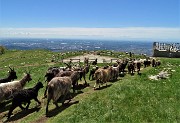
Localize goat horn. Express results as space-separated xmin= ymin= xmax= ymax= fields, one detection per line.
xmin=9 ymin=66 xmax=13 ymax=71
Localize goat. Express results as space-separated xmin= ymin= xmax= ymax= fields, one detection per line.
xmin=94 ymin=67 xmax=112 ymax=89
xmin=110 ymin=65 xmax=120 ymax=81
xmin=0 ymin=67 xmax=17 ymax=83
xmin=89 ymin=66 xmax=99 ymax=80
xmin=56 ymin=71 xmax=80 ymax=93
xmin=44 ymin=70 xmax=80 ymax=98
xmin=43 ymin=67 xmax=65 ymax=97
xmin=45 ymin=67 xmax=61 ymax=81
xmin=118 ymin=60 xmax=128 ymax=74
xmin=127 ymin=62 xmax=135 ymax=74
xmin=84 ymin=57 xmax=89 ymax=65
xmin=0 ymin=72 xmax=32 ymax=103
xmin=46 ymin=76 xmax=72 ymax=114
xmin=7 ymin=81 xmax=43 ymax=119
xmin=79 ymin=64 xmax=90 ymax=85
xmin=92 ymin=58 xmax=97 ymax=65
xmin=144 ymin=59 xmax=151 ymax=68
xmin=152 ymin=58 xmax=156 ymax=67
xmin=156 ymin=60 xmax=161 ymax=66
xmin=136 ymin=61 xmax=141 ymax=74
xmin=133 ymin=60 xmax=141 ymax=74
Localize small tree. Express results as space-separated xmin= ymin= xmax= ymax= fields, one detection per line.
xmin=0 ymin=46 xmax=6 ymax=55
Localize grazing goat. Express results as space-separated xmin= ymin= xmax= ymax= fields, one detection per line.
xmin=94 ymin=67 xmax=112 ymax=89
xmin=0 ymin=67 xmax=17 ymax=83
xmin=0 ymin=72 xmax=32 ymax=103
xmin=46 ymin=76 xmax=72 ymax=114
xmin=7 ymin=81 xmax=43 ymax=119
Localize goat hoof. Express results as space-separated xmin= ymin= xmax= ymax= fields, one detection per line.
xmin=42 ymin=95 xmax=47 ymax=99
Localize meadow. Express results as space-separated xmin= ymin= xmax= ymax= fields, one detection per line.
xmin=0 ymin=49 xmax=179 ymax=123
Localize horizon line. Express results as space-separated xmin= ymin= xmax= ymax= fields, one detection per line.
xmin=0 ymin=27 xmax=180 ymax=41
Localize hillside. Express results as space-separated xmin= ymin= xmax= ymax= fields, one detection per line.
xmin=0 ymin=50 xmax=180 ymax=123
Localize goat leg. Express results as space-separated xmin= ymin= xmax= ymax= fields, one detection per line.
xmin=25 ymin=101 xmax=31 ymax=110
xmin=93 ymin=82 xmax=97 ymax=90
xmin=34 ymin=98 xmax=41 ymax=106
xmin=43 ymin=86 xmax=48 ymax=99
xmin=46 ymin=98 xmax=50 ymax=114
xmin=7 ymin=105 xmax=16 ymax=119
xmin=19 ymin=104 xmax=25 ymax=110
xmin=61 ymin=93 xmax=68 ymax=106
xmin=53 ymin=101 xmax=59 ymax=108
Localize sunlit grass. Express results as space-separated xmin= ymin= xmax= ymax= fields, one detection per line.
xmin=0 ymin=50 xmax=180 ymax=123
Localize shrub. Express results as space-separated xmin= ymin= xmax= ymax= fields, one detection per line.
xmin=0 ymin=46 xmax=6 ymax=55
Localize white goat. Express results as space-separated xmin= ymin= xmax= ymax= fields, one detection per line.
xmin=0 ymin=73 xmax=32 ymax=103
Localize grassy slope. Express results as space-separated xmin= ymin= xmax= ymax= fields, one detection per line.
xmin=48 ymin=58 xmax=180 ymax=123
xmin=0 ymin=50 xmax=180 ymax=123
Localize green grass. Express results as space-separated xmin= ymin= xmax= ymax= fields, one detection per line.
xmin=0 ymin=50 xmax=180 ymax=123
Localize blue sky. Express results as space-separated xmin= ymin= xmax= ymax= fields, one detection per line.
xmin=0 ymin=0 xmax=179 ymax=41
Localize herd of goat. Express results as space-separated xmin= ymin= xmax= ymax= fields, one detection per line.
xmin=0 ymin=57 xmax=161 ymax=120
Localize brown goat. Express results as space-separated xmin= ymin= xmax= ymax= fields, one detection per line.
xmin=94 ymin=67 xmax=112 ymax=89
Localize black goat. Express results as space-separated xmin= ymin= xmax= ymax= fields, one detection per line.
xmin=92 ymin=58 xmax=97 ymax=65
xmin=89 ymin=66 xmax=99 ymax=80
xmin=7 ymin=82 xmax=44 ymax=119
xmin=127 ymin=62 xmax=135 ymax=74
xmin=144 ymin=60 xmax=151 ymax=68
xmin=79 ymin=65 xmax=90 ymax=85
xmin=0 ymin=67 xmax=17 ymax=83
xmin=136 ymin=62 xmax=141 ymax=74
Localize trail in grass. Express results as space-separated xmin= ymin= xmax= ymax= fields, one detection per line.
xmin=32 ymin=72 xmax=146 ymax=123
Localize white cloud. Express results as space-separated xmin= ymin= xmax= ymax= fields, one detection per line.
xmin=0 ymin=27 xmax=180 ymax=41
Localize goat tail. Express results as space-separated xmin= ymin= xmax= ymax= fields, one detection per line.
xmin=47 ymin=85 xmax=54 ymax=96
